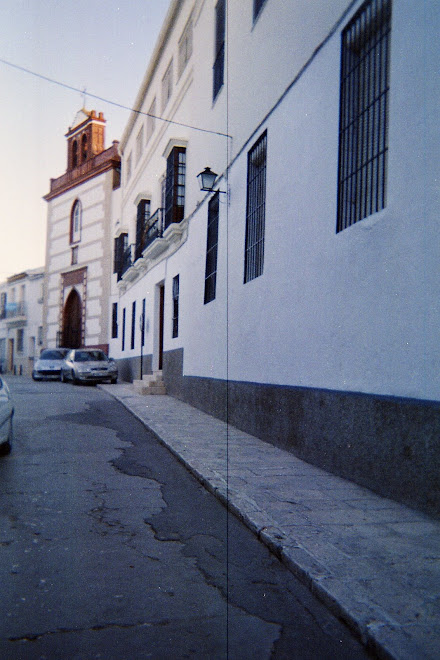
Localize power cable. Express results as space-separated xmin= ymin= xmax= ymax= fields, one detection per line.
xmin=0 ymin=56 xmax=232 ymax=139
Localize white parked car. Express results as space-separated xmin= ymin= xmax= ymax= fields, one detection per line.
xmin=61 ymin=349 xmax=118 ymax=385
xmin=32 ymin=348 xmax=69 ymax=381
xmin=0 ymin=376 xmax=14 ymax=454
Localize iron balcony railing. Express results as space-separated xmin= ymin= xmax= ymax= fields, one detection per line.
xmin=121 ymin=244 xmax=135 ymax=278
xmin=120 ymin=209 xmax=165 ymax=281
xmin=4 ymin=302 xmax=27 ymax=319
xmin=48 ymin=143 xmax=120 ymax=196
xmin=143 ymin=208 xmax=164 ymax=252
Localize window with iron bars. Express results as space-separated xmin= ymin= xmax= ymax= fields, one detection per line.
xmin=112 ymin=302 xmax=118 ymax=339
xmin=244 ymin=131 xmax=267 ymax=283
xmin=213 ymin=0 xmax=225 ymax=100
xmin=336 ymin=0 xmax=391 ymax=232
xmin=0 ymin=293 xmax=6 ymax=320
xmin=162 ymin=60 xmax=173 ymax=112
xmin=17 ymin=328 xmax=24 ymax=353
xmin=114 ymin=233 xmax=128 ymax=281
xmin=135 ymin=199 xmax=151 ymax=261
xmin=147 ymin=99 xmax=156 ymax=143
xmin=165 ymin=147 xmax=186 ymax=229
xmin=178 ymin=16 xmax=193 ymax=78
xmin=122 ymin=308 xmax=126 ymax=351
xmin=204 ymin=192 xmax=219 ymax=304
xmin=131 ymin=300 xmax=136 ymax=350
xmin=172 ymin=275 xmax=179 ymax=338
xmin=141 ymin=298 xmax=146 ymax=347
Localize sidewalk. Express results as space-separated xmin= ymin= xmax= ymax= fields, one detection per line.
xmin=100 ymin=384 xmax=440 ymax=660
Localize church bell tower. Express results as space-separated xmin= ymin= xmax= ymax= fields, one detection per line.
xmin=65 ymin=109 xmax=106 ymax=171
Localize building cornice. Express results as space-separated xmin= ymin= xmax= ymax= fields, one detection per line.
xmin=44 ymin=142 xmax=120 ymax=202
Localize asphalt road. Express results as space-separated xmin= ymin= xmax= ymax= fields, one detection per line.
xmin=0 ymin=378 xmax=372 ymax=659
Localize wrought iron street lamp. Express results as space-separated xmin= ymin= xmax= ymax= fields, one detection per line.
xmin=197 ymin=167 xmax=218 ymax=192
xmin=197 ymin=167 xmax=227 ymax=194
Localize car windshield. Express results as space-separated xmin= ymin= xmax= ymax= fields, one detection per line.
xmin=74 ymin=350 xmax=107 ymax=362
xmin=40 ymin=350 xmax=66 ymax=360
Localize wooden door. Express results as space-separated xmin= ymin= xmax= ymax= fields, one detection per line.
xmin=62 ymin=289 xmax=82 ymax=348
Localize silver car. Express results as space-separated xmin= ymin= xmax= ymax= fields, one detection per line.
xmin=0 ymin=376 xmax=14 ymax=454
xmin=61 ymin=349 xmax=118 ymax=385
xmin=32 ymin=348 xmax=69 ymax=381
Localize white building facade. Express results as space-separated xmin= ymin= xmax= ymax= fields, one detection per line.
xmin=0 ymin=268 xmax=45 ymax=376
xmin=110 ymin=0 xmax=439 ymax=515
xmin=44 ymin=110 xmax=121 ymax=352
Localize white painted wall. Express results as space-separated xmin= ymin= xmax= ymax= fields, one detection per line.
xmin=113 ymin=0 xmax=439 ymax=402
xmin=45 ymin=169 xmax=116 ymax=348
xmin=0 ymin=269 xmax=44 ymax=374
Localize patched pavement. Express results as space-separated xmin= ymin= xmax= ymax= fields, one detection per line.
xmin=100 ymin=383 xmax=440 ymax=660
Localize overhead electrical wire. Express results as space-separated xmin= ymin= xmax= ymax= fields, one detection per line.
xmin=0 ymin=56 xmax=231 ymax=139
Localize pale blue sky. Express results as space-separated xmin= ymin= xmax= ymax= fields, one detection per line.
xmin=0 ymin=0 xmax=169 ymax=280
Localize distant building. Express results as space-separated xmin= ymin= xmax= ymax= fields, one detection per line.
xmin=0 ymin=268 xmax=44 ymax=375
xmin=43 ymin=109 xmax=121 ymax=352
xmin=108 ymin=0 xmax=439 ymax=516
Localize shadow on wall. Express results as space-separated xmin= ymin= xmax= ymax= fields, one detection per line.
xmin=162 ymin=348 xmax=440 ymax=519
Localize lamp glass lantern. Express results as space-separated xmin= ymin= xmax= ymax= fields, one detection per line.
xmin=197 ymin=167 xmax=218 ymax=192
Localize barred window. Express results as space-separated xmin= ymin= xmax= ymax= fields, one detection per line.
xmin=136 ymin=125 xmax=144 ymax=164
xmin=337 ymin=0 xmax=391 ymax=232
xmin=126 ymin=153 xmax=132 ymax=184
xmin=113 ymin=233 xmax=128 ymax=281
xmin=244 ymin=131 xmax=267 ymax=283
xmin=178 ymin=17 xmax=193 ymax=78
xmin=147 ymin=99 xmax=156 ymax=143
xmin=17 ymin=328 xmax=24 ymax=353
xmin=162 ymin=60 xmax=173 ymax=112
xmin=112 ymin=302 xmax=118 ymax=339
xmin=122 ymin=308 xmax=126 ymax=351
xmin=131 ymin=301 xmax=136 ymax=350
xmin=135 ymin=199 xmax=151 ymax=261
xmin=172 ymin=275 xmax=179 ymax=339
xmin=204 ymin=192 xmax=219 ymax=304
xmin=141 ymin=298 xmax=146 ymax=347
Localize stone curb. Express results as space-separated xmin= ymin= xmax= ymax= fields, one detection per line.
xmin=99 ymin=386 xmax=433 ymax=660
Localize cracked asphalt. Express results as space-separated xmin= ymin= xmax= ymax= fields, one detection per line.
xmin=0 ymin=379 xmax=372 ymax=659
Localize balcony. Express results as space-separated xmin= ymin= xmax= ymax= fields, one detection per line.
xmin=2 ymin=302 xmax=27 ymax=327
xmin=119 ymin=208 xmax=188 ymax=291
xmin=45 ymin=143 xmax=120 ymax=200
xmin=143 ymin=208 xmax=165 ymax=253
xmin=6 ymin=302 xmax=26 ymax=319
xmin=121 ymin=244 xmax=135 ymax=280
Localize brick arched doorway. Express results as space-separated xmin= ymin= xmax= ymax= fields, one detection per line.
xmin=62 ymin=289 xmax=82 ymax=348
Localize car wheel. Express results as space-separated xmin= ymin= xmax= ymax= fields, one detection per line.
xmin=0 ymin=440 xmax=11 ymax=456
xmin=32 ymin=372 xmax=38 ymax=381
xmin=0 ymin=420 xmax=12 ymax=456
xmin=110 ymin=377 xmax=118 ymax=384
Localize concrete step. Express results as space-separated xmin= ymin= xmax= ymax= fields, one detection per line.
xmin=142 ymin=371 xmax=164 ymax=386
xmin=147 ymin=386 xmax=167 ymax=395
xmin=132 ymin=379 xmax=150 ymax=395
xmin=133 ymin=372 xmax=166 ymax=395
